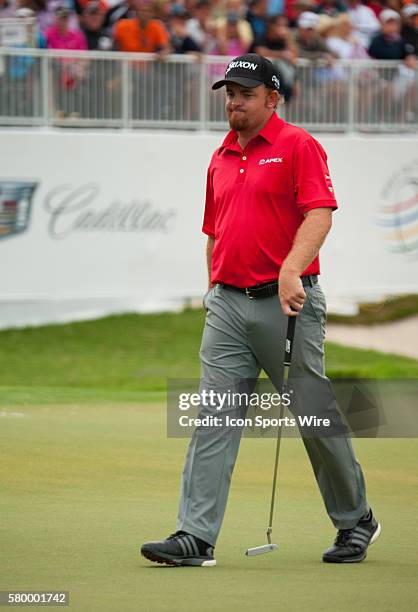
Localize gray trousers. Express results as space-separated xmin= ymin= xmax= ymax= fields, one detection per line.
xmin=176 ymin=283 xmax=368 ymax=546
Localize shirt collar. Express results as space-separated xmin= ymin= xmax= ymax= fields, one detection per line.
xmin=220 ymin=112 xmax=284 ymax=153
xmin=258 ymin=112 xmax=284 ymax=144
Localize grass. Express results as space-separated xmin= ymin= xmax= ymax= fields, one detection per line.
xmin=1 ymin=311 xmax=417 ymax=610
xmin=1 ymin=401 xmax=417 ymax=612
xmin=1 ymin=310 xmax=418 ymax=407
xmin=328 ymin=294 xmax=418 ymax=325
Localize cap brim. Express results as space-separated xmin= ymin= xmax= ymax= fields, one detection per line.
xmin=212 ymin=76 xmax=263 ymax=90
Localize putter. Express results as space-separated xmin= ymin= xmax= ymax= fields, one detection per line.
xmin=245 ymin=315 xmax=297 ymax=557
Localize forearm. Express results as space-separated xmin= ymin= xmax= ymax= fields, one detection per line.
xmin=280 ymin=208 xmax=332 ymax=277
xmin=278 ymin=208 xmax=333 ymax=315
xmin=206 ymin=236 xmax=215 ymax=289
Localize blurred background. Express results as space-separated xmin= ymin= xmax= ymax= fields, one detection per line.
xmin=1 ymin=0 xmax=418 ymax=330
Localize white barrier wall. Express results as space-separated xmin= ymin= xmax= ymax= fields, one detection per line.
xmin=1 ymin=129 xmax=417 ymax=328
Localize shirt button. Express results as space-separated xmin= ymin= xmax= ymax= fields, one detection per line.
xmin=239 ymin=169 xmax=244 ymax=174
xmin=242 ymin=156 xmax=247 ymax=161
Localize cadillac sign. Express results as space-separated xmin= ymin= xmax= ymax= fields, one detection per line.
xmin=0 ymin=181 xmax=37 ymax=239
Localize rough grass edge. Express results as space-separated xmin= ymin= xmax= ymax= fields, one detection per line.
xmin=327 ymin=294 xmax=418 ymax=325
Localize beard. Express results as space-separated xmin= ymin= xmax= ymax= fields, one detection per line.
xmin=227 ymin=111 xmax=250 ymax=132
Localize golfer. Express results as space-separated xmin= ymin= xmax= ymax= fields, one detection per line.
xmin=141 ymin=53 xmax=381 ymax=566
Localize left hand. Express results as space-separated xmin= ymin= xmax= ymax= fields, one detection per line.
xmin=278 ymin=269 xmax=306 ymax=316
xmin=156 ymin=49 xmax=170 ymax=61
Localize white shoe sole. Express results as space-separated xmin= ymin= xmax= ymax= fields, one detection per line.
xmin=370 ymin=522 xmax=382 ymax=545
xmin=201 ymin=560 xmax=217 ymax=567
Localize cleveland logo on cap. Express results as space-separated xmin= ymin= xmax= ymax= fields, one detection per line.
xmin=225 ymin=60 xmax=258 ymax=75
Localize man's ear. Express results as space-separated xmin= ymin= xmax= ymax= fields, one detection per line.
xmin=267 ymin=89 xmax=279 ymax=108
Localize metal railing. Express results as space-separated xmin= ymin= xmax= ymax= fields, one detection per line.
xmin=0 ymin=48 xmax=417 ymax=132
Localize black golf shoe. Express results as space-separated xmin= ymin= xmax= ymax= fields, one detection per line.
xmin=322 ymin=509 xmax=381 ymax=563
xmin=141 ymin=531 xmax=216 ymax=567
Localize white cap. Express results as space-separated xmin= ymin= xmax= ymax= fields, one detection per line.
xmin=15 ymin=7 xmax=35 ymax=17
xmin=402 ymin=4 xmax=418 ymax=18
xmin=298 ymin=11 xmax=319 ymax=29
xmin=98 ymin=36 xmax=113 ymax=50
xmin=379 ymin=8 xmax=401 ymax=23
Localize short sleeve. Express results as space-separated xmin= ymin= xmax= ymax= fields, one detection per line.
xmin=154 ymin=21 xmax=169 ymax=48
xmin=202 ymin=166 xmax=216 ymax=238
xmin=293 ymin=136 xmax=338 ymax=215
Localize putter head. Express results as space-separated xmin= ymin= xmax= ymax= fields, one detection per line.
xmin=245 ymin=543 xmax=278 ymax=556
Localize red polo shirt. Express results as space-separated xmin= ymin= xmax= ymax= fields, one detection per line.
xmin=202 ymin=113 xmax=337 ymax=287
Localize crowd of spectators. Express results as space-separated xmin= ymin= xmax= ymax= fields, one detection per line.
xmin=0 ymin=0 xmax=416 ymax=59
xmin=0 ymin=0 xmax=416 ymax=118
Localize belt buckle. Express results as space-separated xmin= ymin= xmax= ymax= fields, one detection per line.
xmin=245 ymin=287 xmax=254 ymax=299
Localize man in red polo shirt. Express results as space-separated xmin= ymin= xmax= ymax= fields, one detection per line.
xmin=141 ymin=54 xmax=381 ymax=567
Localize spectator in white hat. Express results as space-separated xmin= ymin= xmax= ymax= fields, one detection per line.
xmin=369 ymin=9 xmax=415 ymax=59
xmin=401 ymin=3 xmax=417 ymax=54
xmin=293 ymin=11 xmax=334 ymax=61
xmin=14 ymin=5 xmax=46 ymax=47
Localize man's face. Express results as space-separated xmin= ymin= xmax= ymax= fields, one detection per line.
xmin=135 ymin=0 xmax=152 ymax=22
xmin=83 ymin=8 xmax=105 ymax=30
xmin=252 ymin=0 xmax=267 ymax=16
xmin=226 ymin=20 xmax=239 ymax=37
xmin=381 ymin=18 xmax=400 ymax=36
xmin=268 ymin=16 xmax=288 ymax=40
xmin=170 ymin=16 xmax=186 ymax=36
xmin=225 ymin=82 xmax=275 ymax=132
xmin=195 ymin=5 xmax=210 ymax=22
xmin=405 ymin=13 xmax=418 ymax=28
xmin=299 ymin=26 xmax=315 ymax=41
xmin=56 ymin=14 xmax=70 ymax=30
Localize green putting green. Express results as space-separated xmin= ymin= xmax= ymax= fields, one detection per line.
xmin=1 ymin=402 xmax=417 ymax=612
xmin=1 ymin=312 xmax=417 ymax=610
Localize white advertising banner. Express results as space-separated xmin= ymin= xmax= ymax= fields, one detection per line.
xmin=0 ymin=129 xmax=417 ymax=328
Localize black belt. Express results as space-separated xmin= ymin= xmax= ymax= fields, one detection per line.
xmin=220 ymin=275 xmax=318 ymax=300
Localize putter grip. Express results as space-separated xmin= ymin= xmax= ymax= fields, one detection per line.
xmin=284 ymin=316 xmax=296 ymax=365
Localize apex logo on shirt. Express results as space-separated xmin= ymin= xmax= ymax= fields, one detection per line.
xmin=259 ymin=157 xmax=283 ymax=165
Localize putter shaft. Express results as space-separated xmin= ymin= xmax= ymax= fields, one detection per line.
xmin=246 ymin=317 xmax=297 ymax=558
